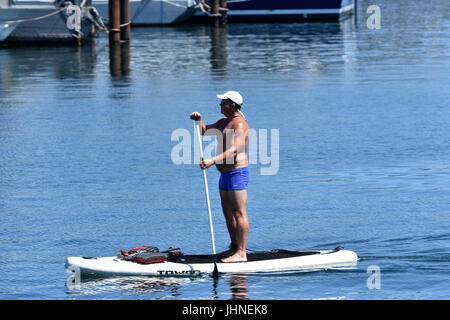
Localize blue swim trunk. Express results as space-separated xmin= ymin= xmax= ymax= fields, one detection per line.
xmin=219 ymin=167 xmax=250 ymax=191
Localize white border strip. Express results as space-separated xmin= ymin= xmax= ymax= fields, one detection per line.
xmin=228 ymin=5 xmax=354 ymax=16
xmin=340 ymin=4 xmax=355 ymax=14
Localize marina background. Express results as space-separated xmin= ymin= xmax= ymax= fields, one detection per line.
xmin=1 ymin=0 xmax=450 ymax=299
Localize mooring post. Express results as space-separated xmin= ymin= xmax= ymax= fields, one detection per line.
xmin=211 ymin=0 xmax=220 ymax=27
xmin=120 ymin=0 xmax=130 ymax=41
xmin=108 ymin=0 xmax=121 ymax=45
xmin=220 ymin=0 xmax=227 ymax=25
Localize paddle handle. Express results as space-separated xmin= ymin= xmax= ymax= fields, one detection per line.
xmin=195 ymin=122 xmax=217 ymax=257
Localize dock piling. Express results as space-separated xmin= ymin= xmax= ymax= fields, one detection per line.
xmin=108 ymin=0 xmax=131 ymax=77
xmin=210 ymin=0 xmax=227 ymax=27
xmin=211 ymin=0 xmax=220 ymax=27
xmin=120 ymin=0 xmax=131 ymax=42
xmin=220 ymin=0 xmax=227 ymax=25
xmin=108 ymin=0 xmax=121 ymax=45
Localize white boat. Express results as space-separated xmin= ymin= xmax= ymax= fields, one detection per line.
xmin=92 ymin=0 xmax=198 ymax=26
xmin=66 ymin=248 xmax=358 ymax=276
xmin=0 ymin=0 xmax=105 ymax=43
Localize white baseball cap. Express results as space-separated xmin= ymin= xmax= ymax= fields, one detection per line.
xmin=216 ymin=91 xmax=243 ymax=107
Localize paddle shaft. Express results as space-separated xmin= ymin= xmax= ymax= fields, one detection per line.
xmin=195 ymin=122 xmax=217 ymax=258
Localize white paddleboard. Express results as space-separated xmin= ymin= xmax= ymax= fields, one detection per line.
xmin=66 ymin=248 xmax=358 ymax=276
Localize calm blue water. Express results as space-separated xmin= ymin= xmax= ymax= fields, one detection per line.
xmin=1 ymin=0 xmax=449 ymax=299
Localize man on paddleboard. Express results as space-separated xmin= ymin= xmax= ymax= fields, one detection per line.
xmin=190 ymin=91 xmax=250 ymax=263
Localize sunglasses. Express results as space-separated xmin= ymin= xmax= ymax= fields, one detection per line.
xmin=220 ymin=99 xmax=233 ymax=106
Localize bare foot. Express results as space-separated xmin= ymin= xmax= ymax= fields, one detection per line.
xmin=119 ymin=249 xmax=129 ymax=257
xmin=218 ymin=248 xmax=236 ymax=257
xmin=221 ymin=251 xmax=247 ymax=263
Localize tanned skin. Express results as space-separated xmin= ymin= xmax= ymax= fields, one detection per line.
xmin=190 ymin=99 xmax=249 ymax=262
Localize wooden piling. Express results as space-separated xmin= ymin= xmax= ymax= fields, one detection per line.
xmin=120 ymin=0 xmax=131 ymax=42
xmin=220 ymin=0 xmax=227 ymax=25
xmin=211 ymin=0 xmax=220 ymax=27
xmin=109 ymin=0 xmax=121 ymax=45
xmin=108 ymin=0 xmax=132 ymax=76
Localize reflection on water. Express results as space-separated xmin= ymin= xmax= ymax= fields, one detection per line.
xmin=0 ymin=44 xmax=97 ymax=95
xmin=0 ymin=16 xmax=359 ymax=94
xmin=66 ymin=273 xmax=250 ymax=299
xmin=229 ymin=274 xmax=249 ymax=300
xmin=209 ymin=26 xmax=228 ymax=74
xmin=66 ymin=275 xmax=193 ymax=298
xmin=109 ymin=43 xmax=131 ymax=78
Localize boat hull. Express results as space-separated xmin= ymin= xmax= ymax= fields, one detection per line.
xmin=191 ymin=0 xmax=355 ymax=23
xmin=0 ymin=6 xmax=94 ymax=43
xmin=92 ymin=0 xmax=197 ymax=26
